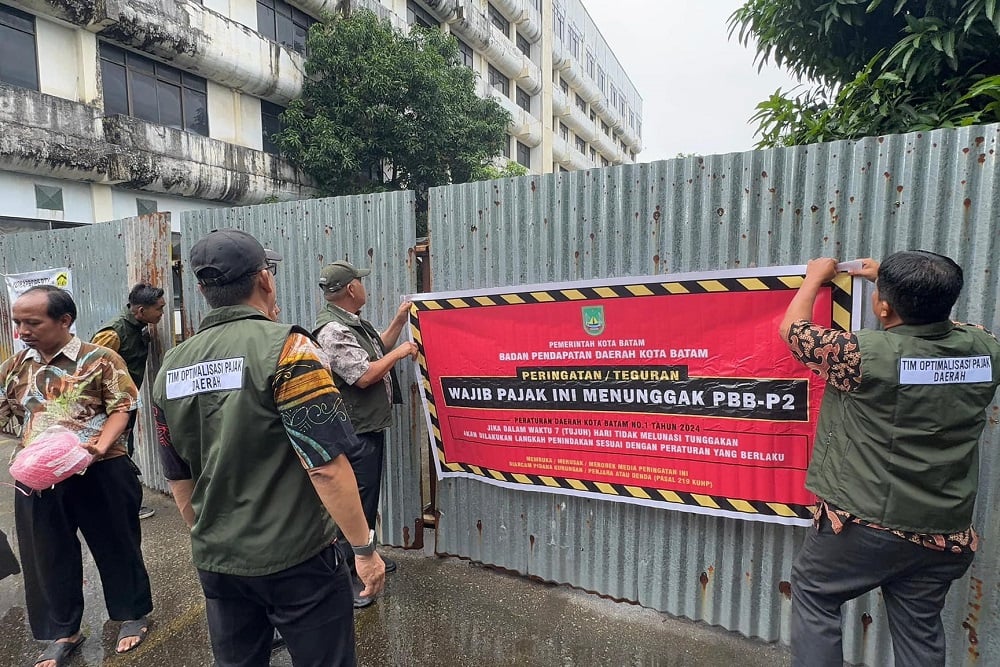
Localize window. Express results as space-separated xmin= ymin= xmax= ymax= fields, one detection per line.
xmin=620 ymin=140 xmax=627 ymax=152
xmin=568 ymin=27 xmax=580 ymax=58
xmin=589 ymin=110 xmax=596 ymax=123
xmin=488 ymin=65 xmax=509 ymax=97
xmin=261 ymin=100 xmax=284 ymax=154
xmin=630 ymin=151 xmax=636 ymax=161
xmin=100 ymin=43 xmax=209 ymax=136
xmin=586 ymin=52 xmax=595 ymax=78
xmin=597 ymin=67 xmax=605 ymax=93
xmin=488 ymin=3 xmax=509 ymax=35
xmin=559 ymin=122 xmax=569 ymax=141
xmin=559 ymin=79 xmax=568 ymax=95
xmin=609 ymin=84 xmax=618 ymax=108
xmin=456 ymin=38 xmax=473 ymax=68
xmin=136 ymin=198 xmax=158 ymax=216
xmin=575 ymin=136 xmax=586 ymax=153
xmin=637 ymin=119 xmax=642 ymax=136
xmin=516 ymin=87 xmax=530 ymax=113
xmin=34 ymin=185 xmax=63 ymax=214
xmin=575 ymin=93 xmax=586 ymax=112
xmin=601 ymin=121 xmax=610 ymax=135
xmin=0 ymin=4 xmax=38 ymax=91
xmin=601 ymin=157 xmax=609 ymax=167
xmin=257 ymin=0 xmax=314 ymax=54
xmin=407 ymin=0 xmax=436 ymax=29
xmin=500 ymin=136 xmax=510 ymax=158
xmin=589 ymin=147 xmax=596 ymax=161
xmin=554 ymin=9 xmax=564 ymax=40
xmin=516 ymin=141 xmax=530 ymax=169
xmin=516 ymin=33 xmax=530 ymax=58
xmin=559 ymin=166 xmax=568 ymax=173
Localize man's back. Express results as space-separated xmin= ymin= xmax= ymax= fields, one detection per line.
xmin=153 ymin=305 xmax=337 ymax=576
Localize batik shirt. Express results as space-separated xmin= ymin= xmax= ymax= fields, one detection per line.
xmin=0 ymin=336 xmax=139 ymax=461
xmin=786 ymin=320 xmax=979 ymax=554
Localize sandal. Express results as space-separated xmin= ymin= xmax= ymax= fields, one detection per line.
xmin=34 ymin=635 xmax=85 ymax=666
xmin=115 ymin=618 xmax=149 ymax=654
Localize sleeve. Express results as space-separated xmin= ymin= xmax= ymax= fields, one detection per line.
xmin=315 ymin=322 xmax=371 ymax=385
xmin=0 ymin=358 xmax=13 ymax=431
xmin=153 ymin=403 xmax=192 ymax=480
xmin=273 ymin=332 xmax=360 ymax=469
xmin=785 ymin=321 xmax=863 ymax=393
xmin=91 ymin=329 xmax=121 ymax=352
xmin=99 ymin=349 xmax=140 ymax=413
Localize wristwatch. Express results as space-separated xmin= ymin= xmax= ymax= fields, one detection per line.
xmin=352 ymin=529 xmax=376 ymax=557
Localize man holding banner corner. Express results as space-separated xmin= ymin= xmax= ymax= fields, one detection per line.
xmin=780 ymin=251 xmax=1000 ymax=667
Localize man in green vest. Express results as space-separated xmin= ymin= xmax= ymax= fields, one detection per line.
xmin=153 ymin=229 xmax=383 ymax=665
xmin=314 ymin=260 xmax=417 ymax=608
xmin=92 ymin=283 xmax=166 ymax=520
xmin=780 ymin=251 xmax=1000 ymax=667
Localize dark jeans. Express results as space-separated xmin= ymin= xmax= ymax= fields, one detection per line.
xmin=14 ymin=456 xmax=153 ymax=640
xmin=198 ymin=544 xmax=355 ymax=667
xmin=791 ymin=514 xmax=974 ymax=667
xmin=338 ymin=431 xmax=385 ymax=573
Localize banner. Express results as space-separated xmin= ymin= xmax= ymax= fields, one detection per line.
xmin=4 ymin=267 xmax=75 ymax=354
xmin=409 ymin=266 xmax=861 ymax=526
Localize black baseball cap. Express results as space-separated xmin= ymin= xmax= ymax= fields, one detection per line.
xmin=191 ymin=229 xmax=281 ymax=286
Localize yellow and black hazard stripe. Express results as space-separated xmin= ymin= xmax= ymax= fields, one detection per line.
xmin=409 ymin=271 xmax=851 ymax=520
xmin=413 ymin=272 xmax=854 ymax=331
xmin=432 ymin=452 xmax=815 ymax=519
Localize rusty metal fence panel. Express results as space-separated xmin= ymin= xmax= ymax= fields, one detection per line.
xmin=427 ymin=123 xmax=1000 ymax=666
xmin=0 ymin=214 xmax=175 ymax=493
xmin=179 ymin=193 xmax=423 ymax=547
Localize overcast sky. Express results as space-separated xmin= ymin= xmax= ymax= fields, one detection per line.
xmin=582 ymin=0 xmax=803 ymax=162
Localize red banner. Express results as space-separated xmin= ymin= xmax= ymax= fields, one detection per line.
xmin=410 ymin=267 xmax=860 ymax=524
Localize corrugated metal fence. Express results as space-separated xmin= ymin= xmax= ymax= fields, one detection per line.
xmin=178 ymin=193 xmax=424 ymax=547
xmin=0 ymin=214 xmax=175 ymax=492
xmin=427 ymin=123 xmax=1000 ymax=666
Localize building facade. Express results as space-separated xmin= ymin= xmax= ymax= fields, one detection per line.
xmin=0 ymin=0 xmax=642 ymax=231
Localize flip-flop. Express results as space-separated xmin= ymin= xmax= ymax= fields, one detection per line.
xmin=115 ymin=618 xmax=149 ymax=654
xmin=34 ymin=636 xmax=85 ymax=667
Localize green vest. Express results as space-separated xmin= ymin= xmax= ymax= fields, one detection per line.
xmin=313 ymin=304 xmax=400 ymax=435
xmin=95 ymin=308 xmax=149 ymax=388
xmin=153 ymin=305 xmax=337 ymax=576
xmin=808 ymin=321 xmax=1000 ymax=533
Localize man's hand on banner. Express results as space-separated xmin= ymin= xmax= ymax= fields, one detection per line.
xmin=847 ymin=257 xmax=879 ymax=282
xmin=804 ymin=258 xmax=838 ymax=285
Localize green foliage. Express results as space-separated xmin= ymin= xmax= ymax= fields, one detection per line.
xmin=471 ymin=161 xmax=530 ymax=181
xmin=729 ymin=0 xmax=1000 ymax=146
xmin=276 ymin=10 xmax=512 ymax=206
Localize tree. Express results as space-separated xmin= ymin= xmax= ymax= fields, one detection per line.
xmin=276 ymin=10 xmax=512 ymax=219
xmin=729 ymin=1 xmax=1000 ymax=147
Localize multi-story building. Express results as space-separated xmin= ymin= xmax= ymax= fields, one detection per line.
xmin=0 ymin=0 xmax=642 ymax=231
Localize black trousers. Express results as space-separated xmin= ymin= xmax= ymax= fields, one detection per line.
xmin=791 ymin=514 xmax=974 ymax=667
xmin=338 ymin=431 xmax=385 ymax=573
xmin=198 ymin=544 xmax=355 ymax=667
xmin=14 ymin=456 xmax=153 ymax=640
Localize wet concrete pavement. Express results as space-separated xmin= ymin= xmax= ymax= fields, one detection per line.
xmin=0 ymin=437 xmax=790 ymax=666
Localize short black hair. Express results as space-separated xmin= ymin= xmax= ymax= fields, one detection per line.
xmin=200 ymin=272 xmax=256 ymax=309
xmin=128 ymin=283 xmax=164 ymax=308
xmin=21 ymin=285 xmax=77 ymax=323
xmin=877 ymin=250 xmax=964 ymax=325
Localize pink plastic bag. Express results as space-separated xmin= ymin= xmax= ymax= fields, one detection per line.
xmin=9 ymin=426 xmax=93 ymax=491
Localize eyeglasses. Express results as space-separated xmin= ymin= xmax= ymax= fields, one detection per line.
xmin=265 ymin=262 xmax=278 ymax=275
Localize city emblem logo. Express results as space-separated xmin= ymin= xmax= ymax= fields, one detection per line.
xmin=582 ymin=305 xmax=605 ymax=336
xmin=54 ymin=272 xmax=69 ymax=288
